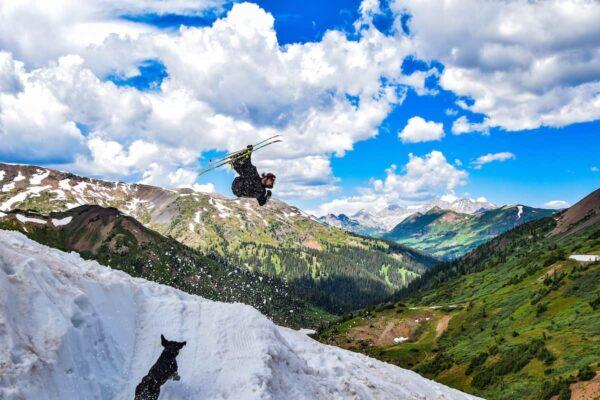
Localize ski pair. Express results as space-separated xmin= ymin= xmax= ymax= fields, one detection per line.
xmin=198 ymin=136 xmax=282 ymax=176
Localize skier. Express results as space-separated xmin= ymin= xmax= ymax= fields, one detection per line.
xmin=231 ymin=145 xmax=276 ymax=206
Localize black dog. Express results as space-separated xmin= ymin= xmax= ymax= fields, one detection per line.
xmin=134 ymin=334 xmax=186 ymax=400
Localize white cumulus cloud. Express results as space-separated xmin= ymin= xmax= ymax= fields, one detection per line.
xmin=451 ymin=116 xmax=489 ymax=136
xmin=392 ymin=0 xmax=600 ymax=131
xmin=313 ymin=150 xmax=468 ymax=215
xmin=472 ymin=152 xmax=516 ymax=169
xmin=0 ymin=2 xmax=437 ymax=196
xmin=399 ymin=116 xmax=444 ymax=143
xmin=544 ymin=200 xmax=569 ymax=209
xmin=0 ymin=2 xmax=435 ymax=196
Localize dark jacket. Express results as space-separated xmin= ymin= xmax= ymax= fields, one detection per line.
xmin=231 ymin=153 xmax=269 ymax=206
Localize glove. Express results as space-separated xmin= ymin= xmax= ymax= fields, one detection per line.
xmin=242 ymin=145 xmax=253 ymax=159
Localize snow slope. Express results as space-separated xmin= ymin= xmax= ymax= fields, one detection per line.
xmin=0 ymin=230 xmax=480 ymax=400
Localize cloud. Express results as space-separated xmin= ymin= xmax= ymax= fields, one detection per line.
xmin=190 ymin=182 xmax=216 ymax=193
xmin=472 ymin=152 xmax=516 ymax=169
xmin=451 ymin=116 xmax=489 ymax=135
xmin=592 ymin=166 xmax=599 ymax=172
xmin=398 ymin=116 xmax=444 ymax=143
xmin=0 ymin=53 xmax=86 ymax=163
xmin=544 ymin=200 xmax=569 ymax=209
xmin=313 ymin=150 xmax=468 ymax=215
xmin=376 ymin=151 xmax=468 ymax=199
xmin=0 ymin=2 xmax=432 ymax=195
xmin=393 ymin=0 xmax=600 ymax=131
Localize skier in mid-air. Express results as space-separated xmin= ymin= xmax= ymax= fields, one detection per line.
xmin=231 ymin=145 xmax=276 ymax=206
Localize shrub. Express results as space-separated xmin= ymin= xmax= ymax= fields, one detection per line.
xmin=415 ymin=353 xmax=454 ymax=376
xmin=557 ymin=387 xmax=571 ymax=400
xmin=471 ymin=339 xmax=555 ymax=389
xmin=466 ymin=352 xmax=488 ymax=376
xmin=537 ymin=303 xmax=548 ymax=316
xmin=577 ymin=364 xmax=596 ymax=381
xmin=541 ymin=378 xmax=572 ymax=400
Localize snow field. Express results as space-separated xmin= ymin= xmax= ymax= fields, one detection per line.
xmin=0 ymin=230 xmax=480 ymax=400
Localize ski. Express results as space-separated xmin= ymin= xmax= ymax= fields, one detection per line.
xmin=207 ymin=135 xmax=281 ymax=164
xmin=197 ymin=139 xmax=282 ymax=176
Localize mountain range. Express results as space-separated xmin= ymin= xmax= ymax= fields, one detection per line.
xmin=0 ymin=204 xmax=329 ymax=328
xmin=319 ymin=188 xmax=600 ymax=400
xmin=319 ymin=197 xmax=497 ymax=235
xmin=383 ymin=205 xmax=555 ymax=259
xmin=319 ymin=198 xmax=555 ymax=260
xmin=0 ymin=162 xmax=437 ymax=314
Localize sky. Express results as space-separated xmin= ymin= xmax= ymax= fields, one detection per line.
xmin=0 ymin=0 xmax=598 ymax=215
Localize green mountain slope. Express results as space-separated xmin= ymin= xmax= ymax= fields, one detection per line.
xmin=0 ymin=163 xmax=438 ymax=313
xmin=384 ymin=205 xmax=555 ymax=260
xmin=320 ymin=188 xmax=600 ymax=399
xmin=0 ymin=205 xmax=332 ymax=328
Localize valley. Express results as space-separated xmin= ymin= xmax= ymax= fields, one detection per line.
xmin=319 ymin=189 xmax=600 ymax=399
xmin=320 ymin=199 xmax=554 ymax=260
xmin=383 ymin=205 xmax=555 ymax=260
xmin=1 ymin=162 xmax=597 ymax=399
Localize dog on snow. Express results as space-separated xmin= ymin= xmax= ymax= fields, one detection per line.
xmin=134 ymin=334 xmax=186 ymax=400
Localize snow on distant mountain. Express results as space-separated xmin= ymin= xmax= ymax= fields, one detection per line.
xmin=318 ymin=213 xmax=386 ymax=235
xmin=0 ymin=229 xmax=480 ymax=400
xmin=319 ymin=197 xmax=497 ymax=234
xmin=351 ymin=209 xmax=381 ymax=228
xmin=427 ymin=196 xmax=496 ymax=215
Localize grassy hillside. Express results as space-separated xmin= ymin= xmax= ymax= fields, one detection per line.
xmin=320 ymin=190 xmax=600 ymax=399
xmin=0 ymin=206 xmax=333 ymax=328
xmin=0 ymin=163 xmax=438 ymax=313
xmin=384 ymin=205 xmax=554 ymax=260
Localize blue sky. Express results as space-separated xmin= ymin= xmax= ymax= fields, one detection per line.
xmin=166 ymin=0 xmax=599 ymax=210
xmin=0 ymin=0 xmax=598 ymax=214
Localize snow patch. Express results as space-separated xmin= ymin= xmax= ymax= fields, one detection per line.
xmin=59 ymin=179 xmax=72 ymax=190
xmin=569 ymin=254 xmax=600 ymax=262
xmin=0 ymin=211 xmax=6 ymax=218
xmin=0 ymin=185 xmax=52 ymax=211
xmin=212 ymin=199 xmax=231 ymax=219
xmin=52 ymin=216 xmax=72 ymax=226
xmin=72 ymin=181 xmax=89 ymax=193
xmin=2 ymin=182 xmax=15 ymax=192
xmin=0 ymin=170 xmax=4 ymax=181
xmin=29 ymin=170 xmax=50 ymax=185
xmin=13 ymin=170 xmax=25 ymax=182
xmin=393 ymin=337 xmax=409 ymax=344
xmin=16 ymin=214 xmax=47 ymax=224
xmin=0 ymin=230 xmax=480 ymax=400
xmin=516 ymin=205 xmax=523 ymax=220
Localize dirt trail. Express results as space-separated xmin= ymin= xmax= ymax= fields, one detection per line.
xmin=568 ymin=371 xmax=600 ymax=400
xmin=550 ymin=371 xmax=600 ymax=400
xmin=436 ymin=315 xmax=452 ymax=338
